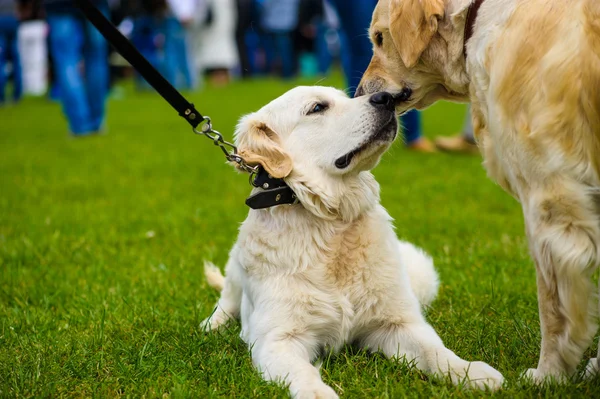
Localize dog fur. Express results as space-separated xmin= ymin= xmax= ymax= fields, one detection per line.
xmin=358 ymin=0 xmax=600 ymax=383
xmin=200 ymin=86 xmax=504 ymax=397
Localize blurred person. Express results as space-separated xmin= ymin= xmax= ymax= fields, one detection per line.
xmin=295 ymin=0 xmax=321 ymax=77
xmin=434 ymin=107 xmax=479 ymax=154
xmin=0 ymin=0 xmax=22 ymax=104
xmin=44 ymin=0 xmax=109 ymax=136
xmin=17 ymin=0 xmax=48 ymax=96
xmin=314 ymin=0 xmax=347 ymax=76
xmin=328 ymin=0 xmax=435 ymax=152
xmin=130 ymin=0 xmax=162 ymax=90
xmin=193 ymin=0 xmax=238 ymax=85
xmin=259 ymin=0 xmax=299 ymax=79
xmin=235 ymin=0 xmax=253 ymax=78
xmin=165 ymin=0 xmax=195 ymax=89
xmin=131 ymin=0 xmax=179 ymax=89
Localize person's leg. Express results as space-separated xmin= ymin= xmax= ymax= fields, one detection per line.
xmin=177 ymin=25 xmax=195 ymax=89
xmin=0 ymin=15 xmax=19 ymax=103
xmin=83 ymin=11 xmax=109 ymax=132
xmin=9 ymin=21 xmax=22 ymax=101
xmin=47 ymin=15 xmax=93 ymax=134
xmin=0 ymin=29 xmax=7 ymax=103
xmin=236 ymin=28 xmax=251 ymax=78
xmin=337 ymin=30 xmax=351 ymax=86
xmin=329 ymin=0 xmax=375 ymax=94
xmin=275 ymin=31 xmax=295 ymax=79
xmin=401 ymin=110 xmax=421 ymax=144
xmin=260 ymin=31 xmax=275 ymax=75
xmin=244 ymin=30 xmax=260 ymax=75
xmin=401 ymin=109 xmax=433 ymax=151
xmin=131 ymin=15 xmax=159 ymax=90
xmin=159 ymin=16 xmax=178 ymax=87
xmin=462 ymin=106 xmax=475 ymax=142
xmin=315 ymin=22 xmax=331 ymax=75
xmin=434 ymin=106 xmax=479 ymax=154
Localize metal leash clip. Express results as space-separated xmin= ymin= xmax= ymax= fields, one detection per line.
xmin=193 ymin=117 xmax=259 ymax=174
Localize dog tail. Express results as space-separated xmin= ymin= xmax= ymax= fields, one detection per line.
xmin=397 ymin=241 xmax=440 ymax=307
xmin=204 ymin=261 xmax=225 ymax=292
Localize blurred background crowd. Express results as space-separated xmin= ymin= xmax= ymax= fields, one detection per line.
xmin=0 ymin=0 xmax=475 ymax=152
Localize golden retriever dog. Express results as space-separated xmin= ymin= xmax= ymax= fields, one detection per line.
xmin=357 ymin=0 xmax=600 ymax=383
xmin=201 ymin=86 xmax=504 ymax=398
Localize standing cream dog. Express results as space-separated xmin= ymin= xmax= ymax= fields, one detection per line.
xmin=357 ymin=0 xmax=600 ymax=383
xmin=201 ymin=86 xmax=504 ymax=398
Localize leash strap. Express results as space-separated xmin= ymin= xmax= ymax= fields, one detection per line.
xmin=75 ymin=0 xmax=203 ymax=128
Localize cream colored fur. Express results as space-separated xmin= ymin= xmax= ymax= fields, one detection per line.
xmin=359 ymin=0 xmax=600 ymax=383
xmin=200 ymin=86 xmax=504 ymax=398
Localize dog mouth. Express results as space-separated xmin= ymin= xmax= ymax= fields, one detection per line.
xmin=392 ymin=87 xmax=412 ymax=104
xmin=334 ymin=116 xmax=397 ymax=169
xmin=391 ymin=87 xmax=413 ymax=115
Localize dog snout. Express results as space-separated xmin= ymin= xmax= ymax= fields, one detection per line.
xmin=355 ymin=85 xmax=365 ymax=97
xmin=369 ymin=92 xmax=395 ymax=111
xmin=355 ymin=77 xmax=385 ymax=98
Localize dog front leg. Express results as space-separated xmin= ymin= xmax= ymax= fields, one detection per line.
xmin=362 ymin=318 xmax=504 ymax=390
xmin=252 ymin=336 xmax=339 ymax=399
xmin=521 ymin=184 xmax=599 ymax=383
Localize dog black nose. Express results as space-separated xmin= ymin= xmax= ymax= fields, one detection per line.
xmin=369 ymin=92 xmax=395 ymax=111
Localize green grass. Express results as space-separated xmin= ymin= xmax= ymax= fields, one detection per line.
xmin=1 ymin=72 xmax=599 ymax=398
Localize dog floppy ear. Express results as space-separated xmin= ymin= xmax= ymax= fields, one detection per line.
xmin=388 ymin=0 xmax=445 ymax=68
xmin=234 ymin=116 xmax=293 ymax=179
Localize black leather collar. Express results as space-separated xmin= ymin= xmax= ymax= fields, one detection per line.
xmin=463 ymin=0 xmax=485 ymax=59
xmin=245 ymin=167 xmax=298 ymax=209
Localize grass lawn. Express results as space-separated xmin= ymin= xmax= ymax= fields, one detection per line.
xmin=1 ymin=72 xmax=599 ymax=398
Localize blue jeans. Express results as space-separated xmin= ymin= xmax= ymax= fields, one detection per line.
xmin=132 ymin=15 xmax=162 ymax=90
xmin=132 ymin=16 xmax=194 ymax=90
xmin=163 ymin=17 xmax=194 ymax=89
xmin=328 ymin=0 xmax=422 ymax=144
xmin=315 ymin=23 xmax=350 ymax=76
xmin=0 ymin=15 xmax=22 ymax=103
xmin=47 ymin=13 xmax=109 ymax=134
xmin=263 ymin=31 xmax=295 ymax=79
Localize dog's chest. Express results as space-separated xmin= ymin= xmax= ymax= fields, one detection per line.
xmin=239 ymin=208 xmax=397 ymax=345
xmin=323 ymin=213 xmax=395 ymax=316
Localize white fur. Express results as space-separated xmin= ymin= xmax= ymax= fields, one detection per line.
xmin=200 ymin=87 xmax=504 ymax=397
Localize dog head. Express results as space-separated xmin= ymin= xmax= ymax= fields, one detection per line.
xmin=235 ymin=86 xmax=398 ymax=178
xmin=234 ymin=86 xmax=398 ymax=220
xmin=357 ymin=0 xmax=470 ymax=112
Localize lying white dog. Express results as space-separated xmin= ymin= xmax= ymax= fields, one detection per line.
xmin=201 ymin=86 xmax=504 ymax=397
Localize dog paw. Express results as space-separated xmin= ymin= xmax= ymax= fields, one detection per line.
xmin=522 ymin=368 xmax=567 ymax=385
xmin=200 ymin=308 xmax=231 ymax=332
xmin=584 ymin=358 xmax=599 ymax=379
xmin=293 ymin=382 xmax=339 ymax=399
xmin=199 ymin=316 xmax=219 ymax=332
xmin=462 ymin=361 xmax=504 ymax=391
xmin=199 ymin=317 xmax=211 ymax=331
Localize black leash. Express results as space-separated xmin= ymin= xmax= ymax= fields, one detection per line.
xmin=75 ymin=0 xmax=298 ymax=210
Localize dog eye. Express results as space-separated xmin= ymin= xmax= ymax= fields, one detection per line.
xmin=309 ymin=103 xmax=328 ymax=114
xmin=375 ymin=32 xmax=383 ymax=47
